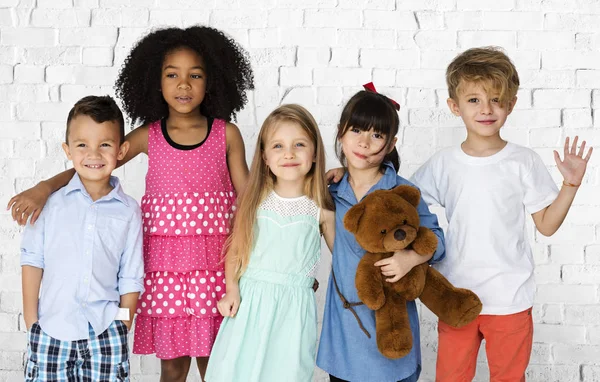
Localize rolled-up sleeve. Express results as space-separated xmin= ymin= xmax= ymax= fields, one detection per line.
xmin=20 ymin=210 xmax=46 ymax=269
xmin=117 ymin=206 xmax=145 ymax=295
xmin=417 ymin=197 xmax=446 ymax=264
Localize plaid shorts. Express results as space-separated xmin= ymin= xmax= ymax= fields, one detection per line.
xmin=25 ymin=320 xmax=130 ymax=381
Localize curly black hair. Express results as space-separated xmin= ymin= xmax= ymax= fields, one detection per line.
xmin=115 ymin=26 xmax=254 ymax=126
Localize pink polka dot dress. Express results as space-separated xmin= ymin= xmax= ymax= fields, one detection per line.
xmin=133 ymin=118 xmax=235 ymax=359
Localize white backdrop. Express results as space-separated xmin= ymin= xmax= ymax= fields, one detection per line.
xmin=0 ymin=0 xmax=599 ymax=381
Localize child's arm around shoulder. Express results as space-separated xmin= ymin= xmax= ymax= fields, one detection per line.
xmin=320 ymin=208 xmax=335 ymax=253
xmin=117 ymin=199 xmax=145 ymax=330
xmin=7 ymin=125 xmax=149 ymax=226
xmin=8 ymin=169 xmax=75 ymax=226
xmin=532 ymin=136 xmax=593 ymax=236
xmin=117 ymin=124 xmax=149 ymax=167
xmin=226 ymin=122 xmax=250 ymax=196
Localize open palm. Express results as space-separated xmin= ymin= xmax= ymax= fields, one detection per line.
xmin=554 ymin=136 xmax=593 ymax=185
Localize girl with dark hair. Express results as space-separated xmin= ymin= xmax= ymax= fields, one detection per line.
xmin=317 ymin=84 xmax=446 ymax=382
xmin=8 ymin=25 xmax=254 ymax=381
xmin=334 ymin=87 xmax=401 ymax=173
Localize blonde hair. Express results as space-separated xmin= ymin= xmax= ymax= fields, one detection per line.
xmin=226 ymin=104 xmax=334 ymax=280
xmin=446 ymin=46 xmax=519 ymax=106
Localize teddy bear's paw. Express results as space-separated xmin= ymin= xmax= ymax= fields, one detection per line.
xmin=381 ymin=347 xmax=412 ymax=360
xmin=411 ymin=227 xmax=438 ymax=256
xmin=357 ymin=289 xmax=386 ymax=310
xmin=378 ymin=335 xmax=413 ymax=359
xmin=451 ymin=291 xmax=483 ymax=328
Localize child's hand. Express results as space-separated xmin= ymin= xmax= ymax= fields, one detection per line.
xmin=325 ymin=167 xmax=346 ymax=184
xmin=6 ymin=182 xmax=52 ymax=226
xmin=217 ymin=287 xmax=241 ymax=318
xmin=374 ymin=249 xmax=419 ymax=283
xmin=554 ymin=136 xmax=593 ymax=186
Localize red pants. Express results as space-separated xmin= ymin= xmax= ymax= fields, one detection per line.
xmin=436 ymin=308 xmax=533 ymax=382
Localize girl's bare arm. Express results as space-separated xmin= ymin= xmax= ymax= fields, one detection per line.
xmin=225 ymin=122 xmax=249 ymax=196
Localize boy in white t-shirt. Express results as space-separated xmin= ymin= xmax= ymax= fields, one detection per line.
xmin=411 ymin=47 xmax=593 ymax=381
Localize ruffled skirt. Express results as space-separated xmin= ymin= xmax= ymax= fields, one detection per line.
xmin=133 ymin=234 xmax=227 ymax=359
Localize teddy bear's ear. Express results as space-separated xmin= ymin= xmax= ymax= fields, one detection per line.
xmin=343 ymin=203 xmax=365 ymax=234
xmin=392 ymin=185 xmax=421 ymax=207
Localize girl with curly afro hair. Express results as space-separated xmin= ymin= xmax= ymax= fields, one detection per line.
xmin=115 ymin=26 xmax=253 ymax=126
xmin=8 ymin=25 xmax=254 ymax=382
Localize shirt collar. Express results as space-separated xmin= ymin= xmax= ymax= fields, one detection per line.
xmin=378 ymin=161 xmax=399 ymax=189
xmin=64 ymin=173 xmax=129 ymax=206
xmin=331 ymin=161 xmax=398 ymax=204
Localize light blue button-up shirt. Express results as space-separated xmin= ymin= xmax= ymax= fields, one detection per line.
xmin=20 ymin=173 xmax=144 ymax=341
xmin=317 ymin=162 xmax=446 ymax=382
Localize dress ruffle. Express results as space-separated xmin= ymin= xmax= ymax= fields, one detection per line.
xmin=141 ymin=191 xmax=236 ymax=236
xmin=133 ymin=314 xmax=223 ymax=359
xmin=143 ymin=234 xmax=227 ymax=272
xmin=136 ymin=269 xmax=226 ymax=319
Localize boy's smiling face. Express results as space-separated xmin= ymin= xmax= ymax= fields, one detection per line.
xmin=447 ymin=80 xmax=517 ymax=140
xmin=62 ymin=115 xmax=129 ymax=185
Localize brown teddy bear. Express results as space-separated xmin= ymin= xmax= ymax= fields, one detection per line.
xmin=343 ymin=184 xmax=482 ymax=359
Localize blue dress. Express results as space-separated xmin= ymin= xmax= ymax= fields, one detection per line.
xmin=317 ymin=162 xmax=446 ymax=382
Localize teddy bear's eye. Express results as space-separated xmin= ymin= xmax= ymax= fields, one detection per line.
xmin=402 ymin=219 xmax=407 ymax=225
xmin=380 ymin=229 xmax=387 ymax=235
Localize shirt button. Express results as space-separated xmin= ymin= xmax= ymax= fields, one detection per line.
xmin=83 ymin=278 xmax=89 ymax=284
xmin=87 ymin=225 xmax=93 ymax=230
xmin=82 ymin=303 xmax=87 ymax=307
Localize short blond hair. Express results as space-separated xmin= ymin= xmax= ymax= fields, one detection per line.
xmin=446 ymin=47 xmax=519 ymax=106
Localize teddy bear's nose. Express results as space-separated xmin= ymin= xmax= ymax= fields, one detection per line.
xmin=394 ymin=229 xmax=406 ymax=241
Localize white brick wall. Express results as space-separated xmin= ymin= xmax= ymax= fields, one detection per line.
xmin=0 ymin=1 xmax=598 ymax=382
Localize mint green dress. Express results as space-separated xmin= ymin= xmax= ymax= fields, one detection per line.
xmin=205 ymin=191 xmax=321 ymax=382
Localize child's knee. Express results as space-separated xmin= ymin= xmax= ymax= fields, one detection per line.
xmin=161 ymin=358 xmax=190 ymax=380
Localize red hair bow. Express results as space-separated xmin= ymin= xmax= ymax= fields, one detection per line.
xmin=363 ymin=82 xmax=400 ymax=111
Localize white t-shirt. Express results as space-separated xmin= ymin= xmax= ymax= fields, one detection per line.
xmin=411 ymin=142 xmax=559 ymax=315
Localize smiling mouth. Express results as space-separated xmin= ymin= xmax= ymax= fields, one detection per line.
xmin=85 ymin=164 xmax=105 ymax=169
xmin=477 ymin=120 xmax=496 ymax=125
xmin=281 ymin=164 xmax=300 ymax=167
xmin=353 ymin=152 xmax=368 ymax=160
xmin=176 ymin=96 xmax=192 ymax=103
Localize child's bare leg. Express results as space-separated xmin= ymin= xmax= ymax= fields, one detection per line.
xmin=160 ymin=356 xmax=192 ymax=382
xmin=196 ymin=356 xmax=209 ymax=380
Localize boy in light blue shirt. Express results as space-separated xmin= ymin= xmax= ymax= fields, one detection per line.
xmin=20 ymin=95 xmax=144 ymax=381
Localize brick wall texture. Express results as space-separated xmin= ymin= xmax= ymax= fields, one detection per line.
xmin=0 ymin=0 xmax=599 ymax=381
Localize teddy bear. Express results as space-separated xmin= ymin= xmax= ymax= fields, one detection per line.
xmin=343 ymin=184 xmax=483 ymax=359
